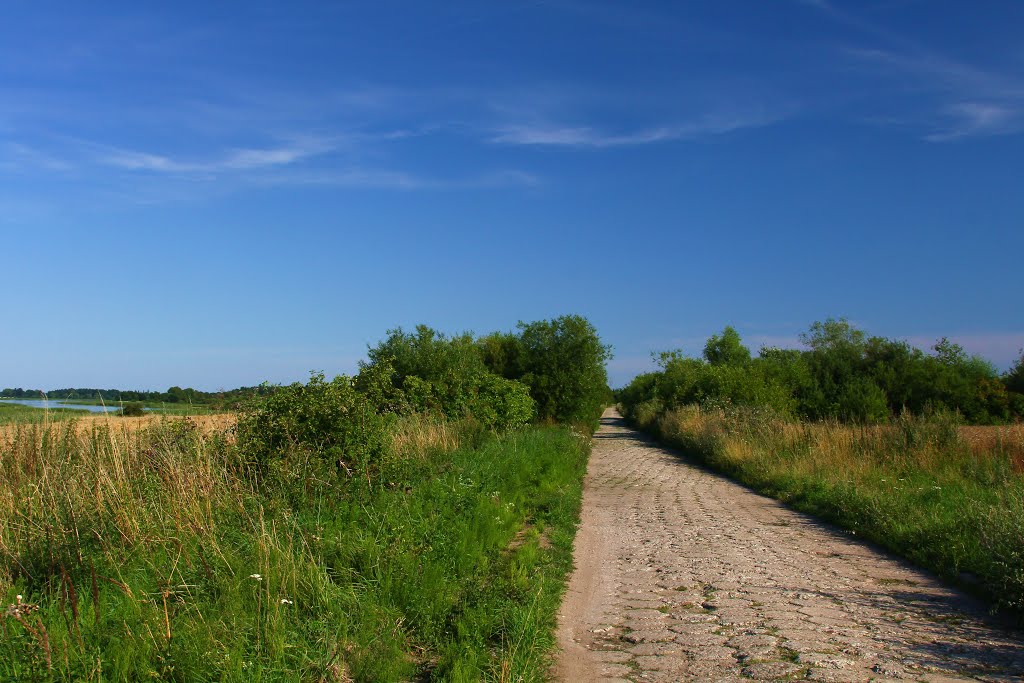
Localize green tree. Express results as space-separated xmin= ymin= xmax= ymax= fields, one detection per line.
xmin=516 ymin=315 xmax=612 ymax=426
xmin=1004 ymin=349 xmax=1024 ymax=396
xmin=703 ymin=326 xmax=751 ymax=366
xmin=478 ymin=331 xmax=524 ymax=380
xmin=360 ymin=325 xmax=535 ymax=430
xmin=166 ymin=386 xmax=187 ymax=403
xmin=798 ymin=319 xmax=874 ymax=420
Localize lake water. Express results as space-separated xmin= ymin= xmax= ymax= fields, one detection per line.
xmin=0 ymin=398 xmax=125 ymax=413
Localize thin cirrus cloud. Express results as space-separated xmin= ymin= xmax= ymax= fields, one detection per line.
xmin=844 ymin=47 xmax=1024 ymax=141
xmin=925 ymin=101 xmax=1021 ymax=142
xmin=802 ymin=0 xmax=1024 ymax=142
xmin=97 ymin=139 xmax=335 ymax=174
xmin=0 ymin=142 xmax=73 ymax=172
xmin=258 ymin=167 xmax=541 ymax=191
xmin=490 ymin=111 xmax=782 ymax=148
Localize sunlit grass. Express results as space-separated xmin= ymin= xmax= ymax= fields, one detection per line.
xmin=0 ymin=415 xmax=587 ymax=681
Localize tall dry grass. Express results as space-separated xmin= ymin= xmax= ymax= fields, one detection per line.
xmin=0 ymin=418 xmax=238 ymax=586
xmin=1 ymin=410 xmax=590 ymax=681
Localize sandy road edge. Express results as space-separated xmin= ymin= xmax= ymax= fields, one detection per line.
xmin=554 ymin=415 xmax=617 ymax=681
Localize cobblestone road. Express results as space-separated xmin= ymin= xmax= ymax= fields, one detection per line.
xmin=555 ymin=409 xmax=1024 ymax=682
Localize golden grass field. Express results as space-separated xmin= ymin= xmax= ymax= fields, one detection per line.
xmin=0 ymin=412 xmax=236 ymax=446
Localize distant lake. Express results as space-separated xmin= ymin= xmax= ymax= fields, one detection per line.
xmin=0 ymin=398 xmax=126 ymax=413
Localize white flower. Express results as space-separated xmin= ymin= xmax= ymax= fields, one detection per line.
xmin=249 ymin=574 xmax=263 ymax=581
xmin=280 ymin=598 xmax=293 ymax=605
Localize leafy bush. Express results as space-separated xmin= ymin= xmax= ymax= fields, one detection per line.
xmin=703 ymin=325 xmax=751 ymax=366
xmin=119 ymin=401 xmax=146 ymax=417
xmin=359 ymin=316 xmax=613 ymax=432
xmin=619 ymin=319 xmax=1020 ymax=426
xmin=516 ymin=315 xmax=612 ymax=428
xmin=236 ymin=372 xmax=392 ymax=479
xmin=1006 ymin=350 xmax=1024 ymax=396
xmin=359 ymin=326 xmax=536 ymax=431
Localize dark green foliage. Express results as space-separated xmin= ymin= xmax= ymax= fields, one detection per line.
xmin=619 ymin=319 xmax=1021 ymax=425
xmin=366 ymin=325 xmax=485 ymax=389
xmin=515 ymin=315 xmax=612 ymax=427
xmin=118 ymin=401 xmax=145 ymax=417
xmin=359 ymin=315 xmax=613 ymax=433
xmin=652 ymin=353 xmax=795 ymax=416
xmin=358 ymin=325 xmax=535 ymax=431
xmin=236 ymin=372 xmax=392 ymax=477
xmin=703 ymin=325 xmax=751 ymax=366
xmin=477 ymin=331 xmax=525 ymax=380
xmin=1006 ymin=350 xmax=1024 ymax=396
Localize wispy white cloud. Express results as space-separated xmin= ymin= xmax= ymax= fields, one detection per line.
xmin=925 ymin=102 xmax=1021 ymax=141
xmin=98 ymin=138 xmax=335 ymax=174
xmin=259 ymin=168 xmax=540 ymax=191
xmin=851 ymin=46 xmax=1024 ymax=140
xmin=491 ymin=111 xmax=781 ymax=148
xmin=0 ymin=142 xmax=74 ymax=172
xmin=801 ymin=2 xmax=1024 ymax=141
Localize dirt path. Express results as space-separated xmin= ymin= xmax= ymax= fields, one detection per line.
xmin=555 ymin=409 xmax=1024 ymax=682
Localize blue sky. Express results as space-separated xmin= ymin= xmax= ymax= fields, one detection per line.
xmin=2 ymin=0 xmax=1022 ymax=390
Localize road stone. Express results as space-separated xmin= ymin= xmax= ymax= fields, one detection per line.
xmin=555 ymin=410 xmax=1024 ymax=682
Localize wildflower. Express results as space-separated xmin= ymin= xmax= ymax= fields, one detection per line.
xmin=249 ymin=574 xmax=263 ymax=581
xmin=280 ymin=598 xmax=293 ymax=605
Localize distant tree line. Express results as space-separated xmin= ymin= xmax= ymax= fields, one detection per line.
xmin=0 ymin=385 xmax=269 ymax=409
xmin=618 ymin=319 xmax=1024 ymax=425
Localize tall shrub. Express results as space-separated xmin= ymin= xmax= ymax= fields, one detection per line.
xmin=516 ymin=315 xmax=612 ymax=426
xmin=236 ymin=373 xmax=392 ymax=478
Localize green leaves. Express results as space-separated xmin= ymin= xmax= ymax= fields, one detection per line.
xmin=620 ymin=320 xmax=1022 ymax=425
xmin=236 ymin=373 xmax=392 ymax=478
xmin=515 ymin=315 xmax=612 ymax=427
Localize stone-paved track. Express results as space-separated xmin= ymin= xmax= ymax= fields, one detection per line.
xmin=555 ymin=409 xmax=1024 ymax=682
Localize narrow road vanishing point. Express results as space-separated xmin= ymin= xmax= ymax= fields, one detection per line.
xmin=555 ymin=409 xmax=1024 ymax=683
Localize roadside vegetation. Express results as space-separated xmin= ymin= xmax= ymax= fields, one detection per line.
xmin=618 ymin=320 xmax=1024 ymax=618
xmin=0 ymin=315 xmax=611 ymax=682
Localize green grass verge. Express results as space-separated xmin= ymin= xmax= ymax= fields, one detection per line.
xmin=0 ymin=421 xmax=588 ymax=681
xmin=625 ymin=405 xmax=1024 ymax=621
xmin=0 ymin=403 xmax=94 ymax=425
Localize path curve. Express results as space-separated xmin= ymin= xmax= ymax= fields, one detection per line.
xmin=555 ymin=409 xmax=1024 ymax=682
